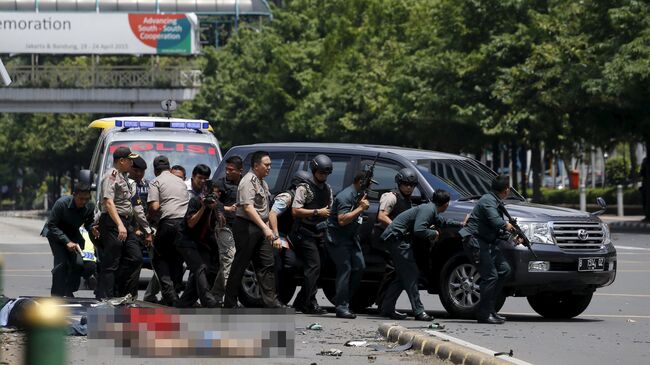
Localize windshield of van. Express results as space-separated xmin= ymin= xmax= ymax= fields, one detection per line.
xmin=415 ymin=158 xmax=524 ymax=201
xmin=104 ymin=141 xmax=220 ymax=181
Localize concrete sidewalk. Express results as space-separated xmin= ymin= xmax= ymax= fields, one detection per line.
xmin=600 ymin=214 xmax=650 ymax=233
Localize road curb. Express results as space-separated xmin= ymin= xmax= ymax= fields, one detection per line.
xmin=609 ymin=220 xmax=650 ymax=234
xmin=378 ymin=323 xmax=511 ymax=365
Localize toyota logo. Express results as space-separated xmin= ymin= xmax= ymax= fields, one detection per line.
xmin=577 ymin=229 xmax=589 ymax=241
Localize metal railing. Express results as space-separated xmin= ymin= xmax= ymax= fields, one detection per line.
xmin=5 ymin=65 xmax=202 ymax=88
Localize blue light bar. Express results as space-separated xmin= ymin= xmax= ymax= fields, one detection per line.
xmin=170 ymin=122 xmax=186 ymax=129
xmin=124 ymin=121 xmax=139 ymax=128
xmin=202 ymin=122 xmax=210 ymax=129
xmin=115 ymin=120 xmax=123 ymax=127
xmin=139 ymin=121 xmax=155 ymax=128
xmin=186 ymin=122 xmax=201 ymax=129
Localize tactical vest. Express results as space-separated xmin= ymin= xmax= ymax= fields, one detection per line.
xmin=294 ymin=181 xmax=331 ymax=231
xmin=388 ymin=189 xmax=414 ymax=220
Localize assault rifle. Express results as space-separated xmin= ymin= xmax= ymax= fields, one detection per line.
xmin=498 ymin=204 xmax=539 ymax=259
xmin=355 ymin=153 xmax=380 ymax=208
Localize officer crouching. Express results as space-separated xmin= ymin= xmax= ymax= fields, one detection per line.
xmin=380 ymin=190 xmax=463 ymax=320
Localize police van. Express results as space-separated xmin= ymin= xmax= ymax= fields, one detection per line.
xmin=83 ymin=116 xmax=222 ymax=197
xmin=80 ymin=111 xmax=223 ymax=268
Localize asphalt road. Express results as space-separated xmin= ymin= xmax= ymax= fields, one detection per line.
xmin=2 ymin=216 xmax=649 ymax=365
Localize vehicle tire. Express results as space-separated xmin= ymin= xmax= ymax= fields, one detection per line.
xmin=238 ymin=264 xmax=264 ymax=307
xmin=321 ymin=280 xmax=377 ymax=312
xmin=527 ymin=292 xmax=593 ymax=319
xmin=440 ymin=253 xmax=479 ymax=318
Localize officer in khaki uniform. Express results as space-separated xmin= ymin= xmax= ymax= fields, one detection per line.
xmin=97 ymin=147 xmax=153 ymax=299
xmin=147 ymin=155 xmax=190 ymax=306
xmin=224 ymin=150 xmax=283 ymax=308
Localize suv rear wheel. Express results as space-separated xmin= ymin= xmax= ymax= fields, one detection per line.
xmin=238 ymin=264 xmax=297 ymax=307
xmin=527 ymin=292 xmax=593 ymax=319
xmin=439 ymin=252 xmax=505 ymax=318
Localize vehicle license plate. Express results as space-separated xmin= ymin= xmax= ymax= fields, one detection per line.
xmin=578 ymin=257 xmax=605 ymax=272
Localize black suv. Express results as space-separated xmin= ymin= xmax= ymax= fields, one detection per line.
xmin=214 ymin=143 xmax=617 ymax=319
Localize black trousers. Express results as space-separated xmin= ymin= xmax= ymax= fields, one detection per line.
xmin=273 ymin=246 xmax=297 ymax=305
xmin=224 ymin=217 xmax=278 ymax=307
xmin=375 ymin=252 xmax=396 ymax=309
xmin=48 ymin=238 xmax=84 ymax=297
xmin=96 ymin=214 xmax=143 ymax=299
xmin=176 ymin=236 xmax=216 ymax=307
xmin=476 ymin=239 xmax=512 ymax=319
xmin=290 ymin=227 xmax=324 ymax=310
xmin=152 ymin=218 xmax=184 ymax=306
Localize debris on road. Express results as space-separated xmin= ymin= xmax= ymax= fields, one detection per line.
xmin=318 ymin=348 xmax=343 ymax=356
xmin=344 ymin=340 xmax=367 ymax=347
xmin=367 ymin=354 xmax=377 ymax=363
xmin=427 ymin=322 xmax=446 ymax=330
xmin=494 ymin=349 xmax=514 ymax=357
xmin=367 ymin=341 xmax=413 ymax=352
xmin=307 ymin=323 xmax=323 ymax=330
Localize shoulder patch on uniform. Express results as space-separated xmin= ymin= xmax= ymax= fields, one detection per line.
xmin=111 ymin=170 xmax=118 ymax=177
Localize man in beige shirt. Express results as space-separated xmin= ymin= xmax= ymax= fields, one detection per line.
xmin=224 ymin=150 xmax=284 ymax=308
xmin=147 ymin=155 xmax=190 ymax=306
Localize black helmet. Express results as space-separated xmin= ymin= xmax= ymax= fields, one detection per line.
xmin=309 ymin=154 xmax=333 ymax=174
xmin=291 ymin=170 xmax=312 ymax=186
xmin=395 ymin=167 xmax=418 ymax=185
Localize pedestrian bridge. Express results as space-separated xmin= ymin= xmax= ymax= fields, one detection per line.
xmin=0 ymin=64 xmax=202 ymax=113
xmin=0 ymin=0 xmax=273 ymax=113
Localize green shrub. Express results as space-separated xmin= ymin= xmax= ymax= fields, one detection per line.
xmin=605 ymin=156 xmax=630 ymax=186
xmin=539 ymin=187 xmax=641 ymax=205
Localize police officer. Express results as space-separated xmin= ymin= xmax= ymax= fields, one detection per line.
xmin=327 ymin=172 xmax=369 ymax=319
xmin=268 ymin=170 xmax=312 ymax=304
xmin=175 ymin=165 xmax=220 ymax=308
xmin=97 ymin=147 xmax=152 ymax=299
xmin=210 ymin=156 xmax=242 ymax=302
xmin=459 ymin=175 xmax=514 ymax=324
xmin=126 ymin=157 xmax=160 ymax=303
xmin=41 ymin=182 xmax=94 ymax=297
xmin=224 ymin=151 xmax=284 ymax=308
xmin=291 ymin=155 xmax=333 ymax=314
xmin=380 ymin=190 xmax=463 ymax=320
xmin=147 ymin=155 xmax=189 ymax=306
xmin=374 ymin=168 xmax=418 ymax=309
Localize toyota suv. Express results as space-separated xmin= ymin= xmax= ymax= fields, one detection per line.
xmin=215 ymin=143 xmax=617 ymax=319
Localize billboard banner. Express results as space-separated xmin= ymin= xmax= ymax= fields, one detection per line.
xmin=0 ymin=12 xmax=198 ymax=55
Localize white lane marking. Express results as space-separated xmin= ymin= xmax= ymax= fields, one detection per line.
xmin=615 ymin=245 xmax=650 ymax=251
xmin=0 ymin=252 xmax=50 ymax=255
xmin=618 ymin=270 xmax=650 ymax=272
xmin=4 ymin=269 xmax=50 ymax=272
xmin=594 ymin=293 xmax=650 ymax=298
xmin=502 ymin=312 xmax=650 ymax=319
xmin=4 ymin=274 xmax=50 ymax=277
xmin=424 ymin=330 xmax=534 ymax=365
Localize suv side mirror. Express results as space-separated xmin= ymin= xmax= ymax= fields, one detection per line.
xmin=593 ymin=197 xmax=607 ymax=216
xmin=411 ymin=187 xmax=425 ymax=204
xmin=78 ymin=170 xmax=96 ymax=191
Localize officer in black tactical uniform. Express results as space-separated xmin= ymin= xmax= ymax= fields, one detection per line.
xmin=459 ymin=175 xmax=514 ymax=324
xmin=380 ymin=190 xmax=463 ymax=320
xmin=373 ymin=168 xmax=418 ymax=309
xmin=290 ymin=155 xmax=333 ymax=314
